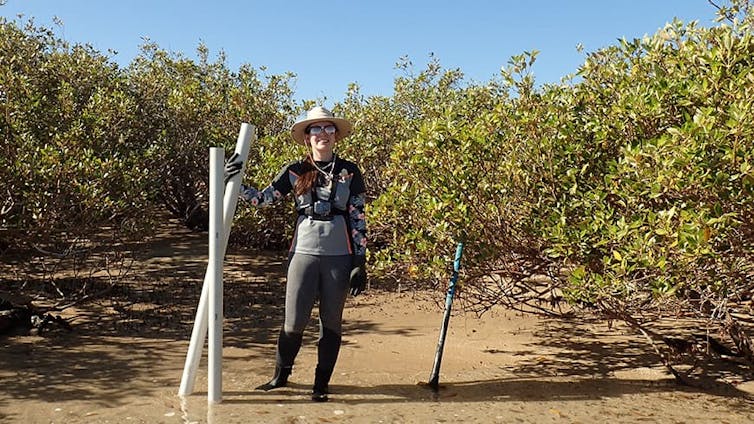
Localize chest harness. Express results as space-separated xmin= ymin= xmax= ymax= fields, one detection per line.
xmin=296 ymin=158 xmax=348 ymax=221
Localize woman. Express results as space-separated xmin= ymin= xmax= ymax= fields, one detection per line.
xmin=224 ymin=106 xmax=368 ymax=402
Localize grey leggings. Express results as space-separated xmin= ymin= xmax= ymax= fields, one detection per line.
xmin=284 ymin=253 xmax=351 ymax=336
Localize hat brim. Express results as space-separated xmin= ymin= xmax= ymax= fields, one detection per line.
xmin=291 ymin=117 xmax=353 ymax=145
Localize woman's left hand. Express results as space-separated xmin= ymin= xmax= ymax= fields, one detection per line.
xmin=349 ymin=255 xmax=367 ymax=296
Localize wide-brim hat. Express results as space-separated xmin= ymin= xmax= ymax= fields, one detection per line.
xmin=290 ymin=106 xmax=353 ymax=145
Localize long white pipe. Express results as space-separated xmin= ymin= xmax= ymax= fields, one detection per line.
xmin=179 ymin=123 xmax=255 ymax=397
xmin=207 ymin=147 xmax=224 ymax=404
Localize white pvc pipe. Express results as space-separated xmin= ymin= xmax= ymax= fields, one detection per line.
xmin=179 ymin=123 xmax=256 ymax=397
xmin=207 ymin=147 xmax=224 ymax=404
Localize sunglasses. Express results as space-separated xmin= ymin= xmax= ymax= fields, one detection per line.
xmin=306 ymin=125 xmax=337 ymax=135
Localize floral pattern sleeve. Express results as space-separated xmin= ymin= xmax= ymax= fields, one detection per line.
xmin=237 ymin=163 xmax=292 ymax=208
xmin=348 ymin=193 xmax=367 ymax=256
xmin=239 ymin=184 xmax=283 ymax=207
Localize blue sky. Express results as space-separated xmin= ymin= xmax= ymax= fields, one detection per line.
xmin=2 ymin=1 xmax=720 ymax=103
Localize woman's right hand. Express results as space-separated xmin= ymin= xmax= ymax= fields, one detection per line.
xmin=224 ymin=152 xmax=244 ymax=184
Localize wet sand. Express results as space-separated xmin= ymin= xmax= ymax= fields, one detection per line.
xmin=2 ymin=225 xmax=752 ymax=423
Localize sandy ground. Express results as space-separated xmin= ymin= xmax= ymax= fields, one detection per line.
xmin=2 ymin=224 xmax=753 ymax=424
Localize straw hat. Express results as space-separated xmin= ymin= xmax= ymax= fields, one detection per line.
xmin=290 ymin=106 xmax=353 ymax=145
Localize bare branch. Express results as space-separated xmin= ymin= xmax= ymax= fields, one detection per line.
xmin=1 ymin=190 xmax=13 ymax=215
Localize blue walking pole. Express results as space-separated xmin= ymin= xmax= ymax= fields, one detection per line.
xmin=428 ymin=242 xmax=464 ymax=392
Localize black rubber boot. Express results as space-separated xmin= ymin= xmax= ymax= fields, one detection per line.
xmin=255 ymin=364 xmax=292 ymax=391
xmin=256 ymin=328 xmax=303 ymax=391
xmin=311 ymin=327 xmax=341 ymax=402
xmin=311 ymin=365 xmax=334 ymax=402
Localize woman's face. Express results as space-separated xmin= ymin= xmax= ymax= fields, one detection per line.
xmin=305 ymin=120 xmax=337 ymax=155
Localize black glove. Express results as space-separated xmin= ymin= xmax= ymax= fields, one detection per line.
xmin=224 ymin=152 xmax=243 ymax=184
xmin=349 ymin=255 xmax=367 ymax=296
